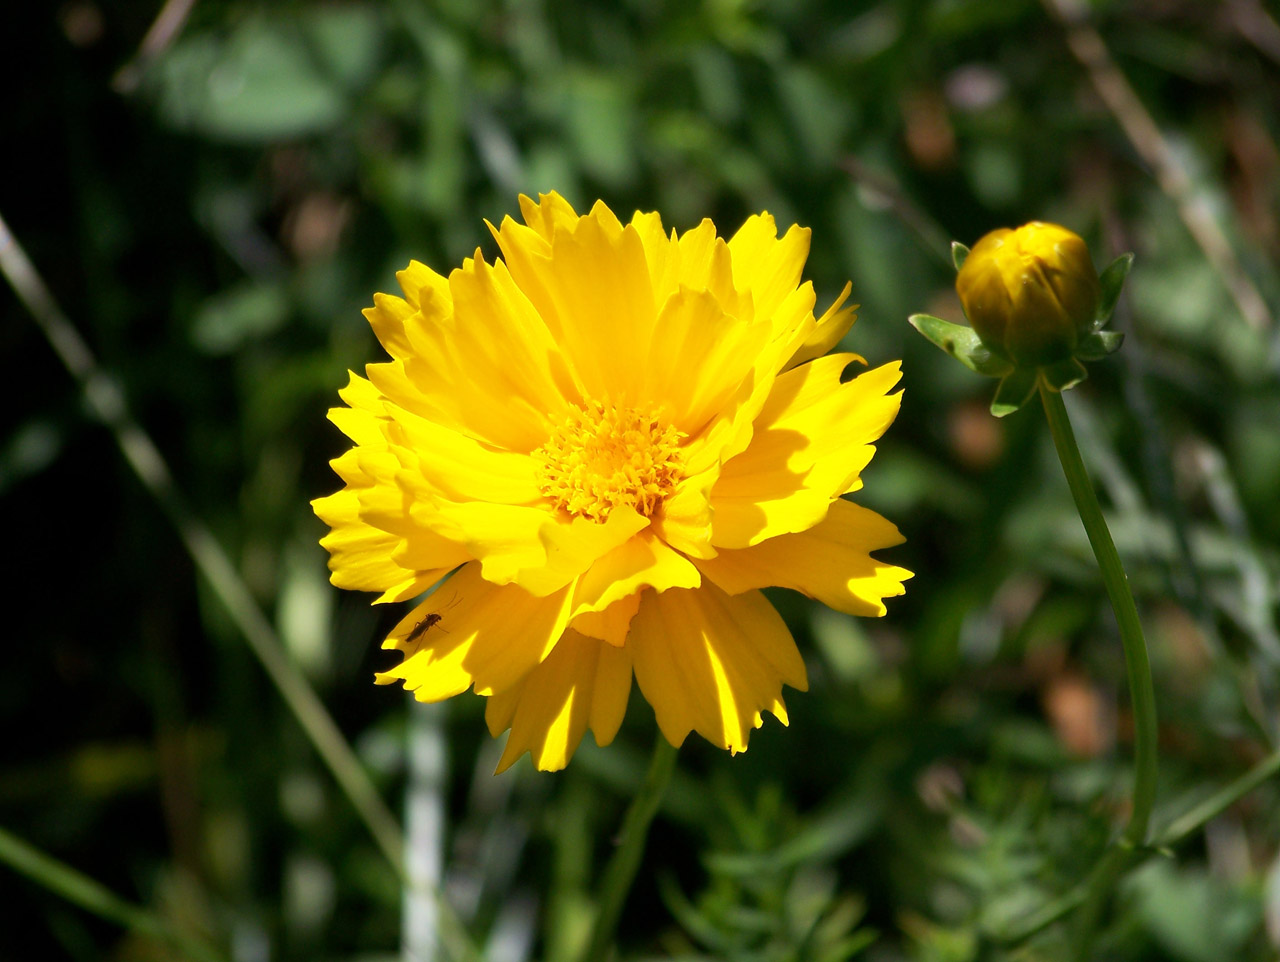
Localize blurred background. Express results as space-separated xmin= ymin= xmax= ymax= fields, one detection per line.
xmin=4 ymin=0 xmax=1280 ymax=959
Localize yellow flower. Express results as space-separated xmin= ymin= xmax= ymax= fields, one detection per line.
xmin=313 ymin=192 xmax=911 ymax=772
xmin=956 ymin=222 xmax=1100 ymax=365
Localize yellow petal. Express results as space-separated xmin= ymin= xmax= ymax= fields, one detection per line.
xmin=524 ymin=205 xmax=657 ymax=403
xmin=484 ymin=629 xmax=632 ymax=773
xmin=517 ymin=191 xmax=581 ymax=243
xmin=531 ymin=508 xmax=654 ymax=595
xmin=628 ymin=209 xmax=676 ymax=305
xmin=727 ymin=216 xmax=811 ymax=325
xmin=376 ymin=563 xmax=573 ymax=700
xmin=710 ymin=356 xmax=903 ymax=548
xmin=369 ymin=253 xmax=576 ymax=453
xmin=324 ymin=454 xmax=474 ymax=581
xmin=338 ymin=376 xmax=537 ymax=512
xmin=312 ymin=489 xmax=458 ymax=601
xmin=406 ymin=497 xmax=650 ymax=597
xmin=672 ymin=224 xmax=752 ymax=321
xmin=570 ymin=532 xmax=701 ymax=633
xmin=327 ymin=372 xmax=392 ymax=447
xmin=312 ymin=489 xmax=409 ymax=589
xmin=362 ymin=293 xmax=418 ymax=361
xmin=322 ymin=451 xmax=383 ymax=503
xmin=629 ymin=584 xmax=806 ymax=753
xmin=386 ymin=407 xmax=543 ymax=505
xmin=698 ymin=281 xmax=820 ymax=469
xmin=650 ymin=464 xmax=719 ymax=560
xmin=444 ymin=252 xmax=581 ymax=423
xmin=489 ymin=630 xmax=633 ymax=770
xmin=399 ymin=498 xmax=547 ymax=582
xmin=697 ymin=499 xmax=912 ymax=616
xmin=569 ymin=591 xmax=642 ymax=646
xmin=396 ymin=260 xmax=451 ymax=312
xmin=709 ymin=490 xmax=834 ymax=553
xmin=314 ymin=439 xmax=470 ymax=600
xmin=488 ymin=221 xmax=555 ymax=323
xmin=784 ymin=282 xmax=861 ymax=371
xmin=641 ymin=288 xmax=771 ymax=437
xmin=673 ymin=219 xmax=717 ymax=288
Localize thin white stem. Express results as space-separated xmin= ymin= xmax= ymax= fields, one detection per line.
xmin=403 ymin=702 xmax=449 ymax=962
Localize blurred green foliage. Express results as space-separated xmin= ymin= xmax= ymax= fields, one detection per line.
xmin=4 ymin=0 xmax=1279 ymax=960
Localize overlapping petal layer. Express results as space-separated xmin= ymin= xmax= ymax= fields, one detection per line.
xmin=697 ymin=500 xmax=911 ymax=617
xmin=315 ymin=192 xmax=911 ymax=771
xmin=629 ymin=583 xmax=806 ymax=753
xmin=376 ymin=562 xmax=573 ymax=700
xmin=484 ymin=630 xmax=633 ymax=773
xmin=710 ymin=355 xmax=904 ymax=548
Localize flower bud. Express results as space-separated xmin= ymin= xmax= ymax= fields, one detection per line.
xmin=955 ymin=222 xmax=1101 ymax=366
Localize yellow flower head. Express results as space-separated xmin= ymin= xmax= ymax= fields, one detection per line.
xmin=956 ymin=221 xmax=1100 ymax=365
xmin=313 ymin=193 xmax=911 ymax=772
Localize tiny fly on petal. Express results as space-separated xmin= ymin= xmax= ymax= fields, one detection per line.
xmin=405 ymin=593 xmax=460 ymax=643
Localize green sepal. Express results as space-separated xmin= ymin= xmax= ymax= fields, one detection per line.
xmin=990 ymin=367 xmax=1039 ymax=417
xmin=1041 ymin=357 xmax=1088 ymax=392
xmin=908 ymin=313 xmax=1013 ymax=377
xmin=1094 ymin=253 xmax=1134 ymax=328
xmin=952 ymin=241 xmax=970 ymax=272
xmin=1075 ymin=329 xmax=1124 ymax=360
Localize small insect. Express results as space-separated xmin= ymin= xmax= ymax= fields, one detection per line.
xmin=405 ymin=594 xmax=460 ymax=644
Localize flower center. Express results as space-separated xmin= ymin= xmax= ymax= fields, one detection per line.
xmin=534 ymin=401 xmax=685 ymax=522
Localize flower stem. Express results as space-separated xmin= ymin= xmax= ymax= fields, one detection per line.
xmin=993 ymin=743 xmax=1280 ymax=946
xmin=1158 ymin=746 xmax=1280 ymax=846
xmin=579 ymin=735 xmax=679 ymax=962
xmin=1038 ymin=383 xmax=1159 ymax=952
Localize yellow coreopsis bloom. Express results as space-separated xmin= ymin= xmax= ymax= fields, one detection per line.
xmin=313 ymin=192 xmax=911 ymax=772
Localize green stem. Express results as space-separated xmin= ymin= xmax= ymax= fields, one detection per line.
xmin=1159 ymin=746 xmax=1280 ymax=846
xmin=1039 ymin=383 xmax=1160 ymax=954
xmin=0 ymin=825 xmax=225 ymax=962
xmin=994 ymin=744 xmax=1280 ymax=945
xmin=579 ymin=735 xmax=679 ymax=962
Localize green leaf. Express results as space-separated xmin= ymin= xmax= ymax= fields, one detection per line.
xmin=908 ymin=314 xmax=1012 ymax=377
xmin=951 ymin=241 xmax=970 ymax=272
xmin=192 ymin=280 xmax=289 ymax=354
xmin=816 ymin=929 xmax=878 ymax=962
xmin=990 ymin=368 xmax=1038 ymax=417
xmin=1040 ymin=357 xmax=1088 ymax=392
xmin=704 ymin=795 xmax=881 ymax=876
xmin=778 ymin=64 xmax=848 ymax=167
xmin=1095 ymin=252 xmax=1134 ymax=327
xmin=1076 ymin=329 xmax=1124 ymax=360
xmin=305 ymin=7 xmax=384 ymax=89
xmin=152 ymin=19 xmax=349 ymax=142
xmin=1132 ymin=862 xmax=1257 ymax=962
xmin=564 ymin=68 xmax=638 ymax=187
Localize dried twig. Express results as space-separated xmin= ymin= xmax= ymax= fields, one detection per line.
xmin=1043 ymin=0 xmax=1272 ymax=331
xmin=113 ymin=0 xmax=198 ymax=93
